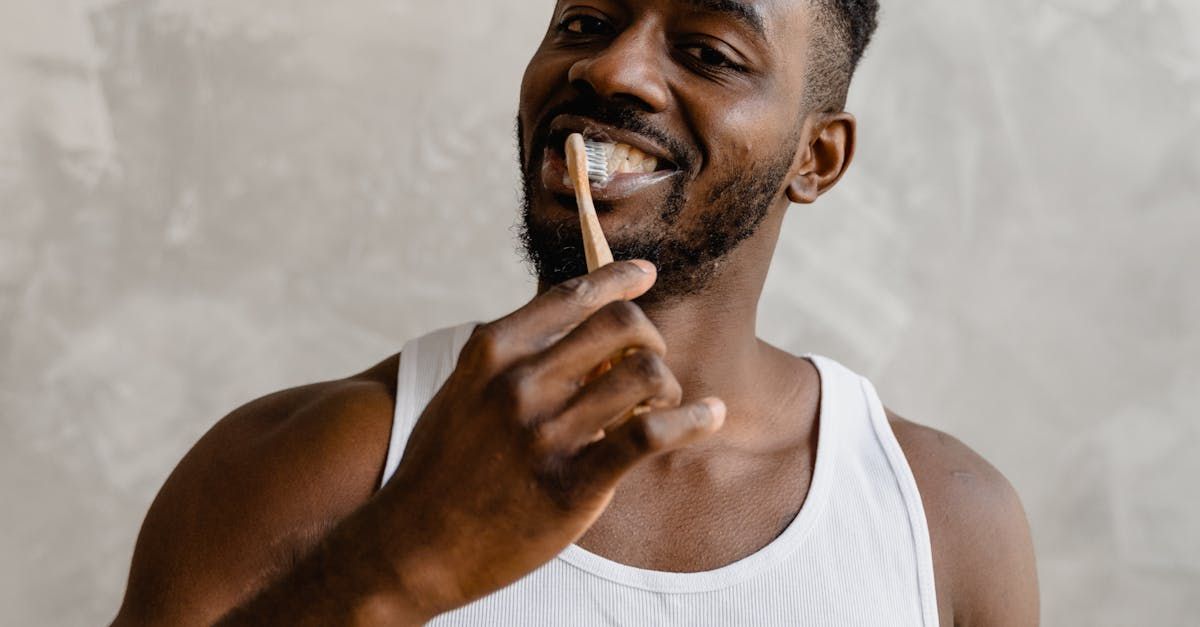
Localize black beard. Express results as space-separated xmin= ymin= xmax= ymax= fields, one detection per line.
xmin=516 ymin=113 xmax=795 ymax=305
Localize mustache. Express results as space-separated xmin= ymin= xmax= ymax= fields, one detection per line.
xmin=527 ymin=93 xmax=695 ymax=172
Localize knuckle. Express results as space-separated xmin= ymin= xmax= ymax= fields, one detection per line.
xmin=601 ymin=301 xmax=664 ymax=355
xmin=552 ymin=276 xmax=600 ymax=308
xmin=491 ymin=365 xmax=536 ymax=416
xmin=464 ymin=324 xmax=502 ymax=369
xmin=529 ymin=420 xmax=560 ymax=457
xmin=630 ymin=418 xmax=663 ymax=453
xmin=627 ymin=350 xmax=668 ymax=386
xmin=662 ymin=378 xmax=684 ymax=405
xmin=603 ymin=300 xmax=646 ymax=329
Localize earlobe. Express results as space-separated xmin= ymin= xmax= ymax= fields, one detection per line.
xmin=786 ymin=175 xmax=819 ymax=204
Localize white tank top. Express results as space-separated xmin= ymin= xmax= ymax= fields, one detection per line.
xmin=380 ymin=322 xmax=939 ymax=626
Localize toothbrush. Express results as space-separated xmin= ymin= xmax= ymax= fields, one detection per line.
xmin=565 ymin=133 xmax=614 ymax=272
xmin=565 ymin=133 xmax=653 ymax=436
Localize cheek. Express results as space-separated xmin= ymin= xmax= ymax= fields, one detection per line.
xmin=727 ymin=136 xmax=754 ymax=162
xmin=519 ymin=51 xmax=573 ymax=115
xmin=518 ymin=58 xmax=543 ymax=111
xmin=704 ymin=97 xmax=788 ymax=165
xmin=517 ymin=64 xmax=544 ymax=136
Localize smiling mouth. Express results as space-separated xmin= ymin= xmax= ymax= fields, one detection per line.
xmin=541 ymin=148 xmax=680 ymax=205
xmin=536 ymin=115 xmax=687 ymax=205
xmin=545 ymin=127 xmax=679 ymax=178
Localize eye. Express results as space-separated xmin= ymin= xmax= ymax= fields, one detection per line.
xmin=559 ymin=14 xmax=613 ymax=36
xmin=682 ymin=44 xmax=741 ymax=70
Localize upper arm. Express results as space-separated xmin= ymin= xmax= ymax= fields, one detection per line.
xmin=113 ymin=366 xmax=398 ymax=626
xmin=889 ymin=411 xmax=1040 ymax=627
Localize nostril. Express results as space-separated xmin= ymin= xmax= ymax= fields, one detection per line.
xmin=568 ymin=77 xmax=597 ymax=98
xmin=568 ymin=80 xmax=656 ymax=116
xmin=609 ymin=93 xmax=655 ymax=114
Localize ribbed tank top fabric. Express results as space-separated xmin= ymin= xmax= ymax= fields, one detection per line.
xmin=379 ymin=322 xmax=939 ymax=626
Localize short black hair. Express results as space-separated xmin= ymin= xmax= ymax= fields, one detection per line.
xmin=803 ymin=0 xmax=880 ymax=113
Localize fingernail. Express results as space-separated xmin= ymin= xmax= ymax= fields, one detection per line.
xmin=630 ymin=259 xmax=655 ymax=274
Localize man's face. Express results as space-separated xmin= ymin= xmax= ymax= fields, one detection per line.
xmin=518 ymin=0 xmax=814 ymax=301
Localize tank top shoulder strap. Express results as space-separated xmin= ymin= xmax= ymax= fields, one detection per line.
xmin=807 ymin=355 xmax=939 ymax=626
xmin=857 ymin=374 xmax=940 ymax=625
xmin=380 ymin=321 xmax=480 ymax=488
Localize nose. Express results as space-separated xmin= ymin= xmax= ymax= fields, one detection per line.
xmin=567 ymin=24 xmax=670 ymax=113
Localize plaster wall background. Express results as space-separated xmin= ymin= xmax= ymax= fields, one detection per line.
xmin=1 ymin=1 xmax=1197 ymax=624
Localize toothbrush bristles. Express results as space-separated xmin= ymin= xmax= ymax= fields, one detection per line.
xmin=583 ymin=140 xmax=610 ymax=184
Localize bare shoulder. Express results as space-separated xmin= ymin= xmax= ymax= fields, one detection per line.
xmin=114 ymin=353 xmax=402 ymax=626
xmin=887 ymin=409 xmax=1039 ymax=627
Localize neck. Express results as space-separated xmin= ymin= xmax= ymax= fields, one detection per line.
xmin=536 ymin=209 xmax=810 ymax=450
xmin=636 ymin=251 xmax=767 ymax=406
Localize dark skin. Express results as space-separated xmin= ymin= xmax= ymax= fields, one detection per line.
xmin=114 ymin=1 xmax=1038 ymax=625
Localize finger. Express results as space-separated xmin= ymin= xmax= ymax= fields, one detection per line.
xmin=526 ymin=299 xmax=666 ymax=392
xmin=487 ymin=260 xmax=657 ymax=362
xmin=573 ymin=398 xmax=726 ymax=486
xmin=535 ymin=349 xmax=682 ymax=453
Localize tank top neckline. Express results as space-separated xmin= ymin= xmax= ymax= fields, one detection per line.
xmin=554 ymin=354 xmax=839 ymax=594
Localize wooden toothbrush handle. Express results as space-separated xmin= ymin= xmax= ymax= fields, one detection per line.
xmin=579 ymin=200 xmax=613 ymax=272
xmin=565 ymin=133 xmax=614 ymax=273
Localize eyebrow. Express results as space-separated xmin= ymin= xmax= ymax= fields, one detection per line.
xmin=680 ymin=0 xmax=767 ymax=38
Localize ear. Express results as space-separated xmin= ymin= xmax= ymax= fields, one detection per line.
xmin=785 ymin=112 xmax=857 ymax=204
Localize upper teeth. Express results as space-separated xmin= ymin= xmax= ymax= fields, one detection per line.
xmin=594 ymin=142 xmax=660 ymax=175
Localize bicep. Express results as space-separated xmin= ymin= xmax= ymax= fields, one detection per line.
xmin=114 ymin=380 xmax=393 ymax=625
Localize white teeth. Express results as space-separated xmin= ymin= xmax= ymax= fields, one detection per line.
xmin=625 ymin=147 xmax=644 ymax=170
xmin=574 ymin=140 xmax=664 ymax=179
xmin=609 ymin=144 xmax=630 ymax=176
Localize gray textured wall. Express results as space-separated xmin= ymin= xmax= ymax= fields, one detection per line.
xmin=2 ymin=1 xmax=1197 ymax=625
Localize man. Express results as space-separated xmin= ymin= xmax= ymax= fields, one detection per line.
xmin=114 ymin=1 xmax=1039 ymax=625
